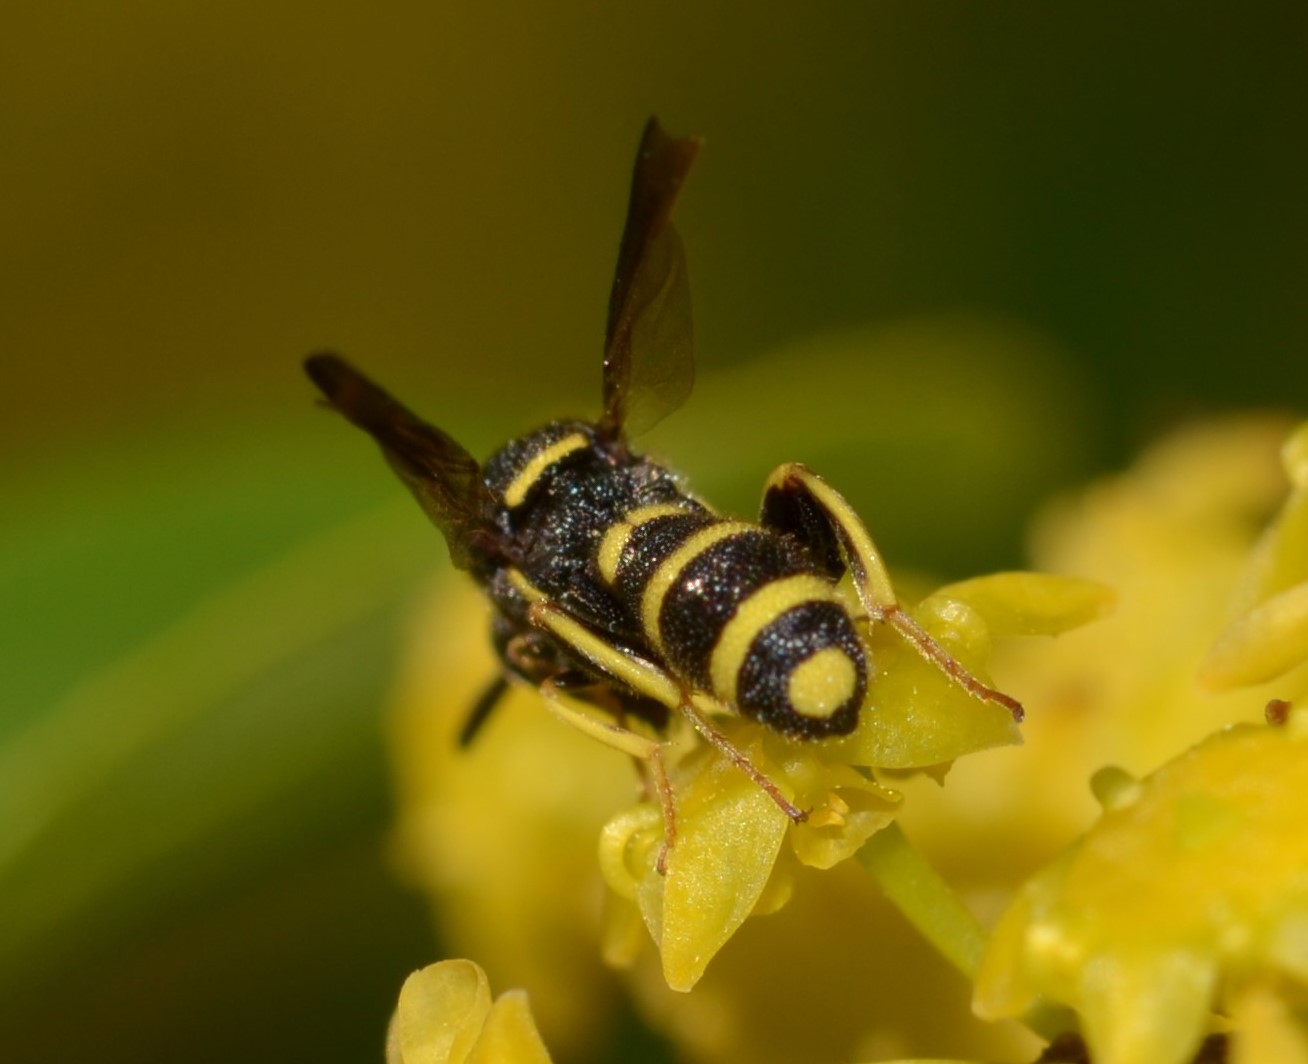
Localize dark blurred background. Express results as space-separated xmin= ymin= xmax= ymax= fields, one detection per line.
xmin=2 ymin=4 xmax=1305 ymax=1062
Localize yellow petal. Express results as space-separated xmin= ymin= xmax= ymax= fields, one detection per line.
xmin=388 ymin=960 xmax=492 ymax=1064
xmin=650 ymin=743 xmax=790 ymax=991
xmin=599 ymin=889 xmax=649 ymax=970
xmin=1077 ymin=948 xmax=1216 ymax=1064
xmin=1200 ymin=581 xmax=1308 ymax=688
xmin=1285 ymin=423 xmax=1308 ymax=490
xmin=466 ymin=990 xmax=554 ymax=1064
xmin=977 ymin=717 xmax=1308 ymax=1061
xmin=835 ymin=607 xmax=1021 ymax=769
xmin=597 ymin=804 xmax=662 ymax=903
xmin=1231 ymin=981 xmax=1308 ymax=1064
xmin=927 ymin=571 xmax=1116 ymax=637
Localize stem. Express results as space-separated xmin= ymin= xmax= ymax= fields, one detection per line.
xmin=858 ymin=821 xmax=988 ymax=981
xmin=858 ymin=822 xmax=1074 ymax=1043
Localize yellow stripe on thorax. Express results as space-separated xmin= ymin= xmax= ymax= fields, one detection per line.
xmin=596 ymin=503 xmax=693 ymax=586
xmin=640 ymin=521 xmax=752 ymax=654
xmin=708 ymin=573 xmax=835 ymax=705
xmin=502 ymin=432 xmax=590 ymax=508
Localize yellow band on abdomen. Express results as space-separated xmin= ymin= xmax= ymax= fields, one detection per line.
xmin=708 ymin=573 xmax=835 ymax=706
xmin=596 ymin=503 xmax=693 ymax=586
xmin=640 ymin=522 xmax=752 ymax=654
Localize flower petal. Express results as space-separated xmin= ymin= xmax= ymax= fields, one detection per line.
xmin=927 ymin=571 xmax=1116 ymax=637
xmin=834 ymin=604 xmax=1021 ymax=769
xmin=648 ymin=743 xmax=790 ymax=991
xmin=978 ymin=716 xmax=1308 ymax=1062
xmin=388 ymin=960 xmax=492 ymax=1064
xmin=467 ymin=989 xmax=555 ymax=1064
xmin=1200 ymin=581 xmax=1308 ymax=689
xmin=1230 ymin=981 xmax=1308 ymax=1064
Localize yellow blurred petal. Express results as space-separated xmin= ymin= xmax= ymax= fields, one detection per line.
xmin=389 ymin=581 xmax=635 ymax=1055
xmin=928 ymin=571 xmax=1116 ymax=637
xmin=1203 ymin=423 xmax=1308 ymax=689
xmin=599 ymin=890 xmax=648 ymax=970
xmin=971 ymin=874 xmax=1049 ymax=1020
xmin=1285 ymin=424 xmax=1308 ymax=490
xmin=651 ymin=746 xmax=790 ymax=991
xmin=1077 ymin=949 xmax=1216 ymax=1064
xmin=466 ymin=990 xmax=554 ymax=1064
xmin=597 ymin=804 xmax=662 ymax=903
xmin=978 ymin=718 xmax=1308 ymax=1059
xmin=1200 ymin=581 xmax=1308 ymax=688
xmin=1231 ymin=982 xmax=1308 ymax=1064
xmin=388 ymin=960 xmax=492 ymax=1064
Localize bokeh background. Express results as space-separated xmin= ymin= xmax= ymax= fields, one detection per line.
xmin=2 ymin=5 xmax=1305 ymax=1062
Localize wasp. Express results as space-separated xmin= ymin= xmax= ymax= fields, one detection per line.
xmin=306 ymin=118 xmax=1022 ymax=856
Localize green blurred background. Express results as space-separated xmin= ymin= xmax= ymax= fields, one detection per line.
xmin=2 ymin=5 xmax=1305 ymax=1062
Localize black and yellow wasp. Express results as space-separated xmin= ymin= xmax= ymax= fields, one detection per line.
xmin=306 ymin=118 xmax=1021 ymax=844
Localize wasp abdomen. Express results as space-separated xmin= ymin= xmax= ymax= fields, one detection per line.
xmin=599 ymin=507 xmax=867 ymax=738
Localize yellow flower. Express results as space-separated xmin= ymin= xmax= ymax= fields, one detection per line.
xmin=1202 ymin=422 xmax=1308 ymax=700
xmin=594 ymin=572 xmax=1107 ymax=992
xmin=386 ymin=959 xmax=553 ymax=1064
xmin=974 ymin=712 xmax=1308 ymax=1064
xmin=388 ymin=579 xmax=635 ymax=1060
xmin=388 ymin=560 xmax=1100 ymax=1059
xmin=388 ymin=416 xmax=1308 ymax=1063
xmin=899 ymin=416 xmax=1298 ymax=892
xmin=970 ymin=421 xmax=1308 ymax=1064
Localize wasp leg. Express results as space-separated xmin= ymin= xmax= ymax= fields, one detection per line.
xmin=526 ymin=598 xmax=808 ymax=863
xmin=760 ymin=462 xmax=1024 ymax=722
xmin=535 ymin=676 xmax=679 ymax=873
xmin=458 ymin=674 xmax=511 ymax=748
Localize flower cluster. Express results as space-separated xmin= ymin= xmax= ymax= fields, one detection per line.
xmin=387 ymin=417 xmax=1308 ymax=1064
xmin=973 ymin=422 xmax=1308 ymax=1064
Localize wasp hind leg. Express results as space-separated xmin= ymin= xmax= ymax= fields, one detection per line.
xmin=525 ymin=597 xmax=807 ymax=872
xmin=760 ymin=462 xmax=1024 ymax=721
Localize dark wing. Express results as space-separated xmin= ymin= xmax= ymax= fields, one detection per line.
xmin=596 ymin=117 xmax=703 ymax=443
xmin=305 ymin=353 xmax=495 ymax=570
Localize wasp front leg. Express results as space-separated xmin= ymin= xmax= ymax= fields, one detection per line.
xmin=532 ymin=676 xmax=681 ymax=873
xmin=760 ymin=463 xmax=1024 ymax=721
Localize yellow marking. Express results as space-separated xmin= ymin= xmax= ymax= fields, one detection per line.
xmin=595 ymin=503 xmax=689 ymax=586
xmin=764 ymin=463 xmax=898 ymax=608
xmin=502 ymin=432 xmax=590 ymax=508
xmin=507 ymin=568 xmax=547 ymax=604
xmin=625 ymin=503 xmax=693 ymax=525
xmin=597 ymin=524 xmax=634 ymax=586
xmin=787 ymin=646 xmax=858 ymax=720
xmin=530 ymin=602 xmax=681 ymax=709
xmin=708 ymin=574 xmax=834 ymax=704
xmin=641 ymin=522 xmax=752 ymax=653
xmin=537 ymin=679 xmax=661 ymax=761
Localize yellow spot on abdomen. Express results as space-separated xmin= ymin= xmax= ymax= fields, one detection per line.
xmin=502 ymin=433 xmax=590 ymax=509
xmin=787 ymin=646 xmax=858 ymax=720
